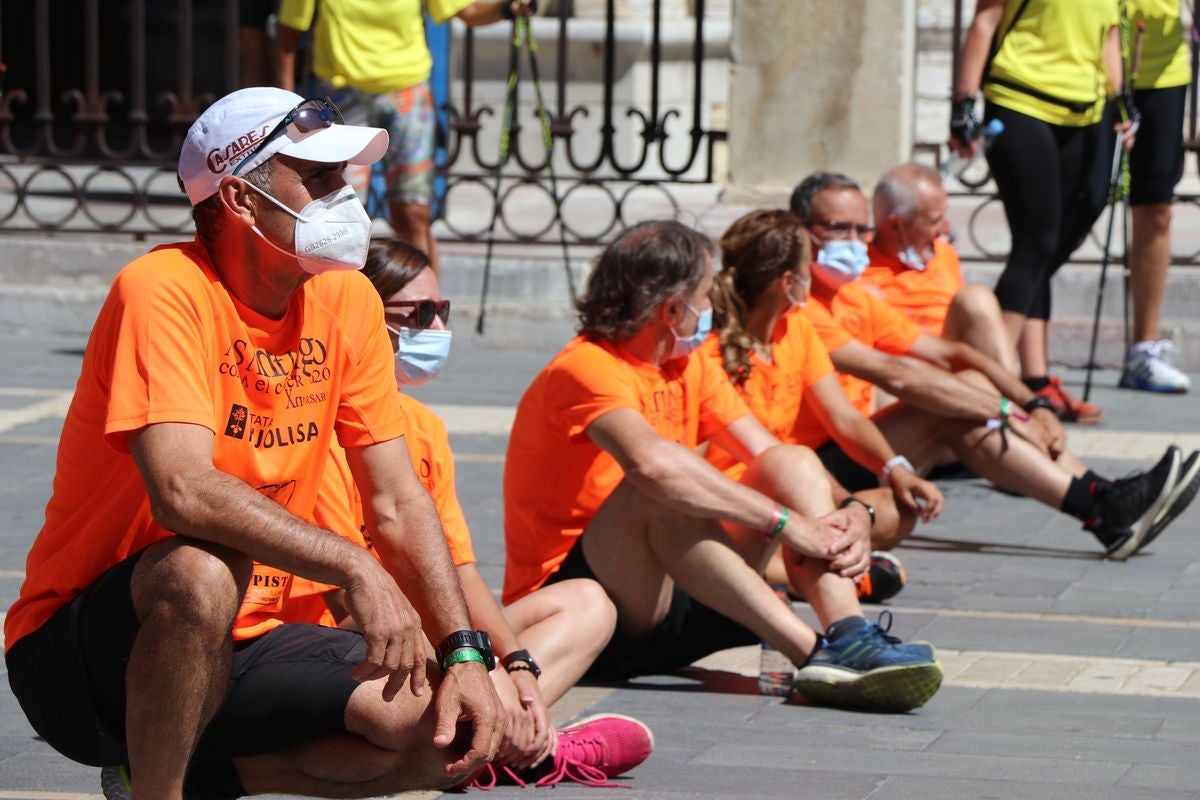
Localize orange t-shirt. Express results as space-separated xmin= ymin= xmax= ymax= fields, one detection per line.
xmin=702 ymin=311 xmax=835 ymax=479
xmin=861 ymin=239 xmax=965 ymax=335
xmin=793 ymin=283 xmax=922 ymax=448
xmin=252 ymin=393 xmax=476 ymax=634
xmin=5 ymin=239 xmax=407 ymax=652
xmin=502 ymin=336 xmax=751 ymax=603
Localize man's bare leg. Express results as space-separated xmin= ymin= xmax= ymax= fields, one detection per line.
xmin=942 ymin=284 xmax=1019 ymax=373
xmin=389 ymin=200 xmax=441 ymax=278
xmin=1130 ymin=203 xmax=1172 ymax=344
xmin=503 ymin=580 xmax=618 ymax=705
xmin=125 ymin=538 xmax=251 ymax=800
xmin=580 ymin=480 xmax=821 ymax=667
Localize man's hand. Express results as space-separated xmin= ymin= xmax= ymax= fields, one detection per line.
xmin=888 ymin=469 xmax=944 ymax=523
xmin=1028 ymin=407 xmax=1066 ymax=459
xmin=503 ymin=668 xmax=553 ymax=769
xmin=341 ymin=553 xmax=427 ymax=701
xmin=434 ymin=661 xmax=505 ymax=779
xmin=792 ymin=506 xmax=871 ymax=579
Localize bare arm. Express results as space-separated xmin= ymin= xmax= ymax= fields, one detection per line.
xmin=455 ymin=0 xmax=533 ymax=27
xmin=955 ymin=0 xmax=1005 ymax=97
xmin=1104 ymin=23 xmax=1123 ymax=94
xmin=805 ymin=373 xmax=895 ymax=474
xmin=275 ymin=24 xmax=302 ymax=92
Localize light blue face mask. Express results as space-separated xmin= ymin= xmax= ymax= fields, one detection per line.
xmin=812 ymin=239 xmax=870 ymax=289
xmin=898 ymin=245 xmax=929 ymax=272
xmin=389 ymin=327 xmax=453 ymax=386
xmin=669 ymin=303 xmax=713 ymax=360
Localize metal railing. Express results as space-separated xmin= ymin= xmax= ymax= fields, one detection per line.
xmin=0 ymin=0 xmax=726 ymax=242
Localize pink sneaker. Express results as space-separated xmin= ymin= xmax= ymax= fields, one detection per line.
xmin=460 ymin=713 xmax=654 ymax=790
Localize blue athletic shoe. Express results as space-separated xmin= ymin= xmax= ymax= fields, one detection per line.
xmin=792 ymin=612 xmax=942 ymax=713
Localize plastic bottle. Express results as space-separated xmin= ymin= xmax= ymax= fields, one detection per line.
xmin=941 ymin=118 xmax=1005 ymax=180
xmin=758 ymin=583 xmax=794 ymax=696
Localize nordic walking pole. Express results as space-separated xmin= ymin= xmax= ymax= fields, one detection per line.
xmin=476 ymin=20 xmax=523 ymax=335
xmin=1083 ymin=141 xmax=1127 ymax=403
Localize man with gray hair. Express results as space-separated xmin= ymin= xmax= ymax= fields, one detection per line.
xmin=863 ymin=163 xmax=1016 ymax=374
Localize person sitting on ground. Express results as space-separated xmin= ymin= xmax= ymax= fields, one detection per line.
xmin=788 ymin=170 xmax=1200 ymax=561
xmin=502 ymin=219 xmax=944 ymax=713
xmin=704 ymin=208 xmax=945 ymax=604
xmin=6 ymin=87 xmax=504 ymax=800
xmin=269 ymin=238 xmax=653 ymax=789
xmin=862 ymin=163 xmax=1018 ymax=375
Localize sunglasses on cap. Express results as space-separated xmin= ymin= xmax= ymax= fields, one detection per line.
xmin=384 ymin=299 xmax=451 ymax=330
xmin=232 ymin=96 xmax=344 ymax=177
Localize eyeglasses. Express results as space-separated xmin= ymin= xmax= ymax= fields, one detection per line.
xmin=232 ymin=96 xmax=344 ymax=176
xmin=807 ymin=218 xmax=875 ymax=242
xmin=384 ymin=299 xmax=451 ymax=329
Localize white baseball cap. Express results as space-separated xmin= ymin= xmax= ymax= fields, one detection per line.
xmin=178 ymin=87 xmax=389 ymax=205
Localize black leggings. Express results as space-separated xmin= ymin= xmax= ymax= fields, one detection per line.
xmin=984 ymin=102 xmax=1113 ymax=320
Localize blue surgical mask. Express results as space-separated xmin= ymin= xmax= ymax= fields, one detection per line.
xmin=813 ymin=239 xmax=870 ymax=289
xmin=669 ymin=304 xmax=712 ymax=360
xmin=389 ymin=327 xmax=452 ymax=386
xmin=898 ymin=245 xmax=929 ymax=272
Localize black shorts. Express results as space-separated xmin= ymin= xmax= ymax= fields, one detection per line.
xmin=1129 ymin=84 xmax=1187 ymax=205
xmin=6 ymin=551 xmax=365 ymax=798
xmin=815 ymin=440 xmax=880 ymax=493
xmin=545 ymin=538 xmax=758 ymax=680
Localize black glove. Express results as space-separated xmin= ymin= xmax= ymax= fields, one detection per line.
xmin=1116 ymin=87 xmax=1141 ymax=127
xmin=949 ymin=95 xmax=981 ymax=146
xmin=500 ymin=0 xmax=538 ymax=20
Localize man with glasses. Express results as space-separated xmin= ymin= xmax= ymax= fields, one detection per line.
xmin=787 ymin=171 xmax=1199 ymax=561
xmin=5 ymin=87 xmax=504 ymax=800
xmin=502 ymin=220 xmax=944 ymax=714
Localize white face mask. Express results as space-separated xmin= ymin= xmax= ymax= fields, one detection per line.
xmin=245 ymin=182 xmax=372 ymax=274
xmin=388 ymin=327 xmax=452 ymax=386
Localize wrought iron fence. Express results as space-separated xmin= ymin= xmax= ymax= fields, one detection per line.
xmin=0 ymin=0 xmax=726 ymax=243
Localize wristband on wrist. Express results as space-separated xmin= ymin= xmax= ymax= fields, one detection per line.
xmin=767 ymin=504 xmax=790 ymax=539
xmin=501 ymin=649 xmax=542 ymax=679
xmin=838 ymin=495 xmax=875 ymax=527
xmin=881 ymin=454 xmax=914 ymax=477
xmin=1025 ymin=396 xmax=1056 ymax=414
xmin=442 ymin=647 xmax=487 ymax=670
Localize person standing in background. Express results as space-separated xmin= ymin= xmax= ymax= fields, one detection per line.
xmin=951 ymin=0 xmax=1133 ymax=424
xmin=275 ymin=0 xmax=533 ymax=279
xmin=1117 ymin=0 xmax=1192 ymax=393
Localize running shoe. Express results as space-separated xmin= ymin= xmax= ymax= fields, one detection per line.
xmin=1033 ymin=375 xmax=1106 ymax=424
xmin=1136 ymin=449 xmax=1200 ymax=554
xmin=463 ymin=713 xmax=654 ymax=790
xmin=792 ymin=612 xmax=942 ymax=713
xmin=1088 ymin=446 xmax=1180 ymax=560
xmin=856 ymin=551 xmax=907 ymax=604
xmin=1119 ymin=340 xmax=1191 ymax=394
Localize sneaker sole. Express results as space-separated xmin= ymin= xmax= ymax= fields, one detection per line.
xmin=564 ymin=713 xmax=657 ymax=750
xmin=1118 ymin=375 xmax=1189 ymax=394
xmin=1107 ymin=451 xmax=1181 ymax=561
xmin=1137 ymin=458 xmax=1200 ymax=554
xmin=792 ymin=661 xmax=944 ymax=713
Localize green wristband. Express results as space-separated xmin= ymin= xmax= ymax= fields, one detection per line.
xmin=442 ymin=647 xmax=486 ymax=670
xmin=768 ymin=505 xmax=790 ymax=538
xmin=999 ymin=397 xmax=1010 ymax=425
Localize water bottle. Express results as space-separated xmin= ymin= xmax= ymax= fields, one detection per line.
xmin=941 ymin=118 xmax=1004 ymax=181
xmin=758 ymin=582 xmax=795 ymax=696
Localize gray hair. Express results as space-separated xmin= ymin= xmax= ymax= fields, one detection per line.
xmin=789 ymin=172 xmax=862 ymax=219
xmin=873 ymin=162 xmax=942 ymax=223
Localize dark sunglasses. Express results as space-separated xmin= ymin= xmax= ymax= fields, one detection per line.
xmin=232 ymin=96 xmax=344 ymax=176
xmin=384 ymin=299 xmax=451 ymax=329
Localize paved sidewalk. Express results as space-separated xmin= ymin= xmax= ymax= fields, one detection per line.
xmin=1 ymin=332 xmax=1199 ymax=799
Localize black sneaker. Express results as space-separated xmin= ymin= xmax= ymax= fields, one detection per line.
xmin=1136 ymin=449 xmax=1200 ymax=555
xmin=1090 ymin=446 xmax=1180 ymax=560
xmin=856 ymin=551 xmax=906 ymax=604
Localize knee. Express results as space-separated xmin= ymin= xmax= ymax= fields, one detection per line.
xmin=1138 ymin=202 xmax=1173 ymax=233
xmin=951 ymin=284 xmax=1002 ymax=320
xmin=871 ymin=497 xmax=916 ymax=550
xmin=952 ymin=367 xmax=992 ymax=392
xmin=131 ymin=539 xmax=252 ymax=630
xmin=570 ymin=578 xmax=618 ymax=648
xmin=748 ymin=444 xmax=829 ymax=493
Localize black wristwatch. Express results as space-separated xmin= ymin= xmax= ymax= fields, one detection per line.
xmin=501 ymin=649 xmax=542 ymax=679
xmin=436 ymin=630 xmax=496 ymax=671
xmin=1025 ymin=396 xmax=1057 ymax=414
xmin=839 ymin=496 xmax=876 ymax=528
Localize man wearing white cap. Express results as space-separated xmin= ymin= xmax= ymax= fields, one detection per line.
xmin=4 ymin=87 xmax=503 ymax=799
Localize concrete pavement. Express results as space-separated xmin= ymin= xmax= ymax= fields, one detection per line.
xmin=1 ymin=329 xmax=1199 ymax=799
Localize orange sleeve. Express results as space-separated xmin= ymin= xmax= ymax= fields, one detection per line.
xmin=799 ymin=299 xmax=855 ymax=354
xmin=102 ymin=256 xmax=221 ymax=451
xmin=793 ymin=313 xmax=836 ymax=389
xmin=329 ymin=274 xmax=408 ymax=449
xmin=863 ymin=290 xmax=923 ymax=355
xmin=547 ymin=342 xmax=644 ymax=443
xmin=695 ymin=344 xmax=752 ymax=443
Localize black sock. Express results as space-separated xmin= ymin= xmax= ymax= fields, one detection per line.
xmin=1024 ymin=376 xmax=1050 ymax=392
xmin=1084 ymin=469 xmax=1113 ymax=489
xmin=1062 ymin=475 xmax=1101 ymax=521
xmin=825 ymin=615 xmax=868 ymax=642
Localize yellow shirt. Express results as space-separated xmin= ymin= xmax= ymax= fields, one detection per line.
xmin=985 ymin=0 xmax=1120 ymax=126
xmin=1127 ymin=0 xmax=1191 ymax=89
xmin=278 ymin=0 xmax=474 ymax=94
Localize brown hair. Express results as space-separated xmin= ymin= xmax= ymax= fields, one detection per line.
xmin=577 ymin=220 xmax=714 ymax=342
xmin=713 ymin=209 xmax=811 ymax=385
xmin=362 ymin=237 xmax=432 ymax=301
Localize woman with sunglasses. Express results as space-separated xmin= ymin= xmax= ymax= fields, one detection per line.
xmin=289 ymin=238 xmax=652 ymax=788
xmin=704 ymin=210 xmax=944 ymax=603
